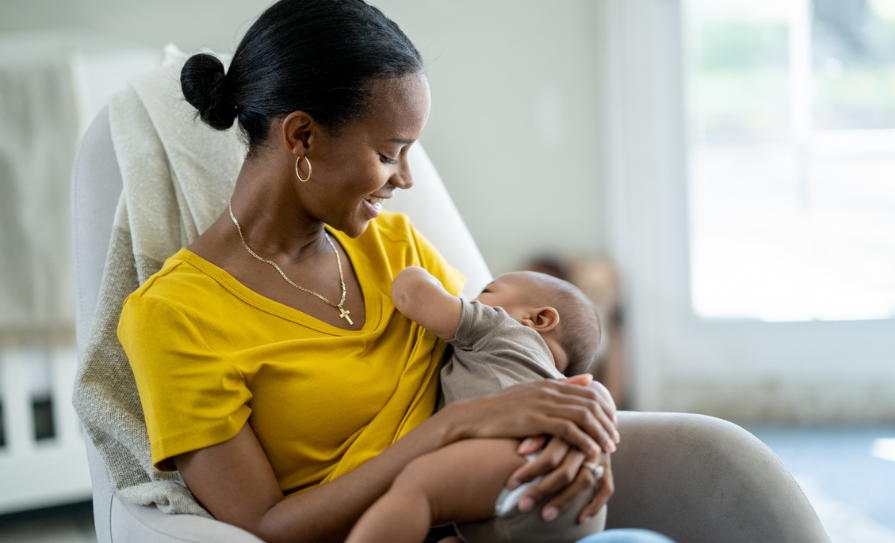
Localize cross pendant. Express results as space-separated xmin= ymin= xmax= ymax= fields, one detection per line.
xmin=339 ymin=307 xmax=354 ymax=326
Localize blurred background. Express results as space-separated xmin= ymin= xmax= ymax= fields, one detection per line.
xmin=0 ymin=0 xmax=893 ymax=541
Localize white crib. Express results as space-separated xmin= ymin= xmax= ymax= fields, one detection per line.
xmin=0 ymin=29 xmax=160 ymax=515
xmin=0 ymin=347 xmax=91 ymax=513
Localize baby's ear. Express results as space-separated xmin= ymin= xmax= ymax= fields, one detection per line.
xmin=530 ymin=307 xmax=560 ymax=333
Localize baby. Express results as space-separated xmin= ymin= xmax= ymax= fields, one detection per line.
xmin=345 ymin=266 xmax=612 ymax=543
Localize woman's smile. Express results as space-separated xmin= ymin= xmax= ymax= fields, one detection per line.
xmin=363 ymin=195 xmax=385 ymax=218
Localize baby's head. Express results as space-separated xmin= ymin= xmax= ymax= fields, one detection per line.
xmin=475 ymin=271 xmax=601 ymax=376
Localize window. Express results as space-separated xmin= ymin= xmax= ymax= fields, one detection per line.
xmin=687 ymin=0 xmax=895 ymax=321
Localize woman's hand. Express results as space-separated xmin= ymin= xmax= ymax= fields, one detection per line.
xmin=456 ymin=374 xmax=618 ymax=522
xmin=505 ymin=437 xmax=614 ymax=523
xmin=578 ymin=451 xmax=613 ymax=524
xmin=439 ymin=377 xmax=617 ymax=455
xmin=566 ymin=373 xmax=620 ymax=439
xmin=436 ymin=374 xmax=620 ymax=522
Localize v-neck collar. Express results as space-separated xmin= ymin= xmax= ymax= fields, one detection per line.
xmin=175 ymin=226 xmax=382 ymax=336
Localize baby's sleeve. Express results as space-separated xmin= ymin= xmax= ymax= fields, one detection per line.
xmin=442 ymin=300 xmax=563 ymax=403
xmin=118 ymin=294 xmax=252 ymax=472
xmin=448 ymin=299 xmax=512 ymax=351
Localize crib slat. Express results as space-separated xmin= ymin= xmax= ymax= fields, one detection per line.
xmin=1 ymin=350 xmax=37 ymax=454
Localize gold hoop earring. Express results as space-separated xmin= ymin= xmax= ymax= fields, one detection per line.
xmin=295 ymin=155 xmax=312 ymax=182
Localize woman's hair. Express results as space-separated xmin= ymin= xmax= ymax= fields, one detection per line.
xmin=180 ymin=0 xmax=423 ymax=155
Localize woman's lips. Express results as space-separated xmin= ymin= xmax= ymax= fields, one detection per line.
xmin=363 ymin=196 xmax=383 ymax=218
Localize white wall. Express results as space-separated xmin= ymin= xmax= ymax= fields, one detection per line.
xmin=375 ymin=1 xmax=607 ymax=273
xmin=0 ymin=0 xmax=609 ymax=274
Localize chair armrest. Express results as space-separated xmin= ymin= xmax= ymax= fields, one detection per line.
xmin=86 ymin=429 xmax=261 ymax=543
xmin=111 ymin=496 xmax=264 ymax=543
xmin=608 ymin=412 xmax=830 ymax=543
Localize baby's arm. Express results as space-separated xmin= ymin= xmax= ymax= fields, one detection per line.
xmin=392 ymin=266 xmax=463 ymax=341
xmin=345 ymin=438 xmax=525 ymax=543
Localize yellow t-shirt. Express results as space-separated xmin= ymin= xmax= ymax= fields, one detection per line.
xmin=118 ymin=212 xmax=465 ymax=495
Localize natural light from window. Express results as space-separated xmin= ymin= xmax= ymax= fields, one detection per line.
xmin=686 ymin=0 xmax=895 ymax=321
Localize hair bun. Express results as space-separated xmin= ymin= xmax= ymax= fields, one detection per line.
xmin=181 ymin=53 xmax=237 ymax=130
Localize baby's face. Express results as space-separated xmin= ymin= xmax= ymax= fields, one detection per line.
xmin=474 ymin=271 xmax=543 ymax=322
xmin=476 ymin=271 xmax=570 ymax=372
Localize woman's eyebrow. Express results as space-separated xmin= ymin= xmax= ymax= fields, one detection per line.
xmin=389 ymin=138 xmax=414 ymax=144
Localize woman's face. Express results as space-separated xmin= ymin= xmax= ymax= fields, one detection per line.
xmin=300 ymin=73 xmax=431 ymax=237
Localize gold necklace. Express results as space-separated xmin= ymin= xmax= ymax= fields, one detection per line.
xmin=228 ymin=199 xmax=353 ymax=326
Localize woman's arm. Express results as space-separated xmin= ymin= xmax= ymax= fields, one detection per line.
xmin=175 ymin=414 xmax=450 ymax=543
xmin=175 ymin=379 xmax=609 ymax=543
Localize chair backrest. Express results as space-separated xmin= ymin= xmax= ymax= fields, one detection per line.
xmin=71 ymin=107 xmax=121 ymax=362
xmin=71 ymin=106 xmax=120 ymax=543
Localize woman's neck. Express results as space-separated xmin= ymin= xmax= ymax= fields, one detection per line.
xmin=227 ymin=156 xmax=330 ymax=264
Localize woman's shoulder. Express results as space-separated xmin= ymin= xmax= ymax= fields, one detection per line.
xmin=353 ymin=211 xmax=464 ymax=295
xmin=364 ymin=211 xmax=437 ymax=253
xmin=124 ymin=248 xmax=220 ymax=313
xmin=346 ymin=211 xmax=417 ymax=258
xmin=367 ymin=210 xmax=415 ymax=239
xmin=355 ymin=211 xmax=440 ymax=261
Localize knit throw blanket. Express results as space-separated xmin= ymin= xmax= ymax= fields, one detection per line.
xmin=72 ymin=46 xmax=242 ymax=516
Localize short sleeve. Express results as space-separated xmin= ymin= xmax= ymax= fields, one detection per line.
xmin=449 ymin=299 xmax=514 ymax=351
xmin=409 ymin=223 xmax=466 ymax=297
xmin=118 ymin=293 xmax=252 ymax=472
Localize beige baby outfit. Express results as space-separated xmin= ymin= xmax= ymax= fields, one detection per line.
xmin=441 ymin=299 xmax=607 ymax=543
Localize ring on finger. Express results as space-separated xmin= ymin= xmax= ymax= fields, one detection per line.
xmin=582 ymin=461 xmax=604 ymax=482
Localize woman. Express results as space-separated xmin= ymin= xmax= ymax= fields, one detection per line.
xmin=119 ymin=1 xmax=673 ymax=542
